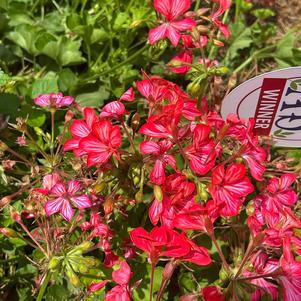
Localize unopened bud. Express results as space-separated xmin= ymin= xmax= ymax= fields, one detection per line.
xmin=48 ymin=256 xmax=61 ymax=270
xmin=77 ymin=241 xmax=94 ymax=252
xmin=0 ymin=227 xmax=19 ymax=238
xmin=246 ymin=201 xmax=255 ymax=216
xmin=104 ymin=198 xmax=114 ymax=215
xmin=204 ymin=216 xmax=213 ymax=236
xmin=66 ymin=269 xmax=80 ymax=287
xmin=213 ymin=39 xmax=224 ymax=47
xmin=65 ymin=110 xmax=75 ymax=123
xmin=135 ymin=190 xmax=143 ymax=202
xmin=131 ymin=112 xmax=140 ymax=132
xmin=94 ymin=182 xmax=106 ymax=193
xmin=153 ymin=185 xmax=163 ymax=202
xmin=0 ymin=196 xmax=11 ymax=208
xmin=0 ymin=140 xmax=8 ymax=151
xmin=163 ymin=260 xmax=177 ymax=280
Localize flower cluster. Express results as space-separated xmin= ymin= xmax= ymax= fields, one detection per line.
xmin=148 ymin=0 xmax=231 ymax=75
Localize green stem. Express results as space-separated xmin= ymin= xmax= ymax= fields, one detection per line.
xmin=150 ymin=264 xmax=155 ymax=301
xmin=50 ymin=110 xmax=55 ymax=157
xmin=83 ymin=44 xmax=148 ymax=82
xmin=208 ymin=9 xmax=230 ymax=60
xmin=232 ymin=45 xmax=276 ymax=74
xmin=36 ymin=271 xmax=52 ymax=301
xmin=210 ymin=232 xmax=230 ymax=271
xmin=121 ymin=121 xmax=137 ymax=153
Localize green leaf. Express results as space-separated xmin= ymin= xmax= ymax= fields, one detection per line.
xmin=0 ymin=93 xmax=20 ymax=119
xmin=76 ymin=86 xmax=109 ymax=108
xmin=0 ymin=69 xmax=10 ymax=87
xmin=225 ymin=22 xmax=253 ymax=62
xmin=26 ymin=110 xmax=46 ymax=127
xmin=6 ymin=24 xmax=41 ymax=55
xmin=275 ymin=30 xmax=297 ymax=67
xmin=58 ymin=69 xmax=78 ymax=92
xmin=58 ymin=37 xmax=86 ymax=66
xmin=31 ymin=72 xmax=59 ymax=98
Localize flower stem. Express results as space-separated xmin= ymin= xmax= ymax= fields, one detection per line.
xmin=121 ymin=121 xmax=138 ymax=153
xmin=210 ymin=232 xmax=230 ymax=271
xmin=150 ymin=264 xmax=155 ymax=301
xmin=36 ymin=271 xmax=52 ymax=301
xmin=50 ymin=110 xmax=55 ymax=155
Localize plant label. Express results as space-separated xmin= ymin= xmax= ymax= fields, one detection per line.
xmin=221 ymin=67 xmax=301 ymax=147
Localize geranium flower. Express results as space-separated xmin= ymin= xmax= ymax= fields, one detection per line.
xmin=79 ymin=120 xmax=121 ymax=167
xmin=209 ymin=163 xmax=254 ymax=216
xmin=34 ymin=92 xmax=74 ymax=108
xmin=64 ymin=107 xmax=99 ymax=156
xmin=169 ymin=51 xmax=193 ymax=74
xmin=104 ymin=260 xmax=133 ymax=301
xmin=99 ymin=101 xmax=126 ymax=120
xmin=149 ymin=0 xmax=196 ymax=47
xmin=35 ymin=173 xmax=60 ymax=195
xmin=140 ymin=140 xmax=176 ymax=185
xmin=130 ymin=226 xmax=191 ymax=264
xmin=185 ymin=124 xmax=220 ymax=175
xmin=45 ymin=180 xmax=91 ymax=221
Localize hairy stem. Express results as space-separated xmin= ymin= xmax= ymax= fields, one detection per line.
xmin=36 ymin=271 xmax=52 ymax=301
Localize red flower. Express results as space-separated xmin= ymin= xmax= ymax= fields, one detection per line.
xmin=105 ymin=260 xmax=133 ymax=301
xmin=130 ymin=226 xmax=191 ymax=264
xmin=79 ymin=120 xmax=121 ymax=167
xmin=210 ymin=0 xmax=231 ymax=39
xmin=209 ymin=164 xmax=254 ymax=216
xmin=140 ymin=140 xmax=176 ymax=185
xmin=169 ymin=51 xmax=193 ymax=74
xmin=139 ymin=100 xmax=184 ymax=139
xmin=149 ymin=0 xmax=196 ymax=47
xmin=202 ymin=286 xmax=225 ymax=301
xmin=279 ymin=237 xmax=301 ymax=301
xmin=185 ymin=124 xmax=220 ymax=175
xmin=64 ymin=107 xmax=99 ymax=156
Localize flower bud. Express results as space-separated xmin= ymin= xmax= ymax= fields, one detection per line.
xmin=246 ymin=201 xmax=255 ymax=216
xmin=48 ymin=256 xmax=61 ymax=270
xmin=153 ymin=185 xmax=163 ymax=202
xmin=77 ymin=241 xmax=94 ymax=252
xmin=65 ymin=110 xmax=75 ymax=123
xmin=0 ymin=196 xmax=11 ymax=208
xmin=66 ymin=269 xmax=80 ymax=287
xmin=0 ymin=227 xmax=19 ymax=238
xmin=104 ymin=198 xmax=114 ymax=215
xmin=131 ymin=113 xmax=141 ymax=132
xmin=0 ymin=140 xmax=8 ymax=151
xmin=135 ymin=190 xmax=143 ymax=202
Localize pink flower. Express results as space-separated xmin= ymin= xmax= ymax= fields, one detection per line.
xmin=210 ymin=0 xmax=231 ymax=39
xmin=104 ymin=260 xmax=133 ymax=301
xmin=99 ymin=101 xmax=126 ymax=120
xmin=16 ymin=136 xmax=27 ymax=146
xmin=34 ymin=92 xmax=74 ymax=108
xmin=120 ymin=87 xmax=135 ymax=102
xmin=209 ymin=163 xmax=254 ymax=216
xmin=279 ymin=237 xmax=301 ymax=301
xmin=88 ymin=280 xmax=108 ymax=293
xmin=149 ymin=0 xmax=196 ymax=47
xmin=45 ymin=180 xmax=91 ymax=221
xmin=79 ymin=120 xmax=122 ymax=167
xmin=35 ymin=173 xmax=60 ymax=195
